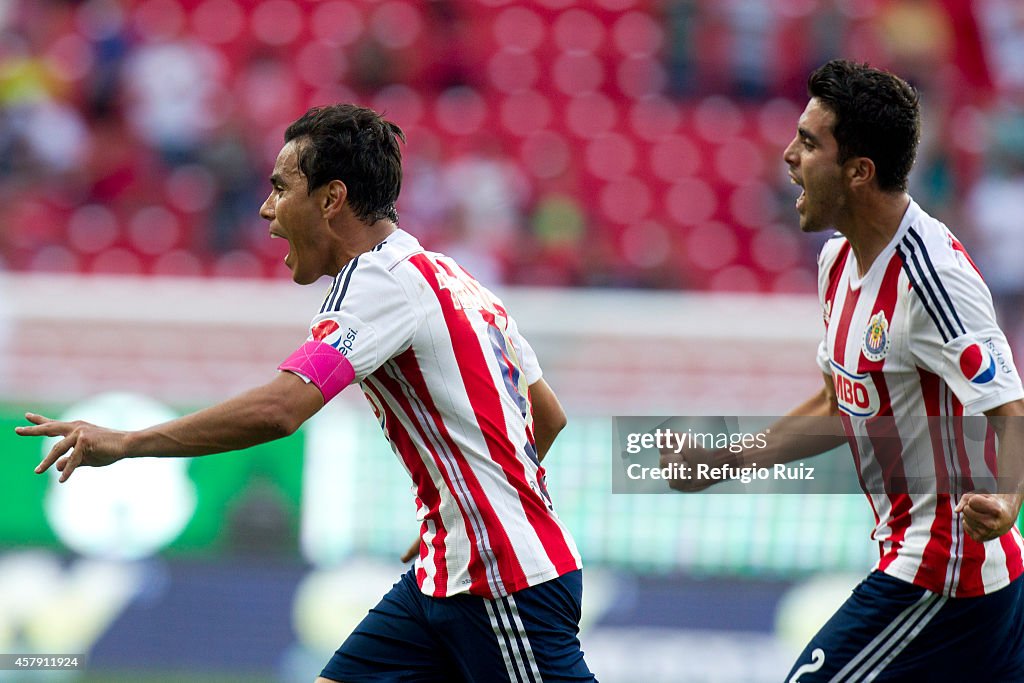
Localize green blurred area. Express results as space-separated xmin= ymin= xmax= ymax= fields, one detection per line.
xmin=2 ymin=408 xmax=304 ymax=557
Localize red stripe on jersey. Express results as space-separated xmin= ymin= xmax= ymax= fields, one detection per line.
xmin=374 ymin=349 xmax=513 ymax=596
xmin=914 ymin=369 xmax=956 ymax=593
xmin=957 ymin=538 xmax=986 ymax=597
xmin=945 ymin=387 xmax=987 ymax=596
xmin=947 ymin=391 xmax=984 ymax=596
xmin=1001 ymin=529 xmax=1024 ymax=581
xmin=410 ymin=254 xmax=580 ymax=588
xmin=832 ymin=284 xmax=861 ymax=364
xmin=948 ymin=394 xmax=984 ymax=597
xmin=984 ymin=410 xmax=1023 ymax=589
xmin=949 ymin=236 xmax=983 ymax=278
xmin=950 ymin=396 xmax=975 ymax=490
xmin=984 ymin=424 xmax=998 ymax=473
xmin=364 ymin=377 xmax=450 ymax=595
xmin=824 ymin=241 xmax=852 ymax=325
xmin=870 ymin=374 xmax=912 ymax=575
xmin=842 ymin=413 xmax=883 ymax=562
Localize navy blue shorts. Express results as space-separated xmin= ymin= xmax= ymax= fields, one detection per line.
xmin=321 ymin=569 xmax=596 ymax=682
xmin=785 ymin=570 xmax=1024 ymax=682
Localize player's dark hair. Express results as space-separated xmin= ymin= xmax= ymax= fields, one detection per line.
xmin=284 ymin=104 xmax=406 ymax=224
xmin=808 ymin=60 xmax=920 ymax=193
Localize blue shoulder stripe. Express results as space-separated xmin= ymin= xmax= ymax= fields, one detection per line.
xmin=906 ymin=227 xmax=965 ymax=336
xmin=330 ymin=255 xmax=361 ymax=312
xmin=895 ymin=241 xmax=952 ymax=343
xmin=319 ymin=271 xmax=342 ymax=314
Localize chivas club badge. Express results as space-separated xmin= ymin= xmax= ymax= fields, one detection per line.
xmin=862 ymin=310 xmax=891 ymax=362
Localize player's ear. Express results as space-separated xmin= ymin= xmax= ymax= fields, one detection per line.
xmin=321 ymin=180 xmax=348 ymax=219
xmin=846 ymin=156 xmax=875 ymax=190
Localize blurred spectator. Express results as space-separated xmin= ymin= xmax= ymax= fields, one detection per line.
xmin=437 ymin=139 xmax=530 ymax=284
xmin=722 ymin=0 xmax=777 ymax=99
xmin=876 ymin=0 xmax=953 ymax=86
xmin=964 ymin=105 xmax=1024 ymax=349
xmin=350 ymin=35 xmax=401 ymax=94
xmin=518 ymin=165 xmax=588 ymax=287
xmin=122 ymin=35 xmax=225 ymax=166
xmin=200 ymin=126 xmax=264 ymax=254
xmin=661 ymin=0 xmax=699 ymax=97
xmin=76 ymin=0 xmax=132 ymax=121
xmin=418 ymin=0 xmax=476 ymax=91
xmin=975 ymin=0 xmax=1024 ymax=94
xmin=0 ymin=29 xmax=87 ymax=180
xmin=399 ymin=134 xmax=451 ymax=247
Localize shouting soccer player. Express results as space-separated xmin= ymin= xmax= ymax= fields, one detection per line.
xmin=665 ymin=60 xmax=1024 ymax=681
xmin=16 ymin=104 xmax=595 ymax=683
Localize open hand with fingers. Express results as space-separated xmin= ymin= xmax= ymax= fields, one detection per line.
xmin=955 ymin=491 xmax=1023 ymax=543
xmin=15 ymin=413 xmax=128 ymax=482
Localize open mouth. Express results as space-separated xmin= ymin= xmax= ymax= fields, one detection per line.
xmin=269 ymin=231 xmax=292 ymax=266
xmin=790 ymin=175 xmax=806 ymax=211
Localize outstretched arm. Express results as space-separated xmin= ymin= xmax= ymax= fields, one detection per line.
xmin=956 ymin=399 xmax=1024 ymax=542
xmin=16 ymin=371 xmax=325 ymax=482
xmin=664 ymin=373 xmax=848 ymax=491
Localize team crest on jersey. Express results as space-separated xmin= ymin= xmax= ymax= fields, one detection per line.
xmin=862 ymin=310 xmax=891 ymax=362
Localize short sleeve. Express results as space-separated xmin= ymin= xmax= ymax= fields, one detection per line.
xmin=815 ymin=236 xmax=845 ymax=377
xmin=517 ymin=329 xmax=542 ymax=385
xmin=816 ymin=338 xmax=832 ymax=376
xmin=303 ymin=257 xmax=419 ymax=383
xmin=906 ymin=252 xmax=1024 ymax=413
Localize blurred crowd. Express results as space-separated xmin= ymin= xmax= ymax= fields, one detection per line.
xmin=1 ymin=0 xmax=1022 ymax=326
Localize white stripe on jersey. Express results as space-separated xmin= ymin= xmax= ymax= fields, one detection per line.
xmin=381 ymin=358 xmax=505 ymax=598
xmin=420 ymin=518 xmax=440 ymax=597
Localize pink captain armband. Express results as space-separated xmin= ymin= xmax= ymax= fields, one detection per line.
xmin=278 ymin=341 xmax=356 ymax=403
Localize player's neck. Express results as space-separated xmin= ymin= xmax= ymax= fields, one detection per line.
xmin=331 ymin=218 xmax=398 ymax=270
xmin=840 ymin=193 xmax=910 ymax=278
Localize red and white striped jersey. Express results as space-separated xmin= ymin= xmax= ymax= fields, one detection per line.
xmin=297 ymin=229 xmax=581 ymax=599
xmin=817 ymin=199 xmax=1024 ymax=597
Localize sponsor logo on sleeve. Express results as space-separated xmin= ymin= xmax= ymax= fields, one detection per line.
xmin=311 ymin=320 xmax=340 ymax=342
xmin=310 ymin=319 xmax=359 ymax=356
xmin=959 ymin=343 xmax=997 ymax=384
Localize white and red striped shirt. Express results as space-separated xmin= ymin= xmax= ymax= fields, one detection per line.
xmin=292 ymin=229 xmax=581 ymax=599
xmin=817 ymin=199 xmax=1024 ymax=597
